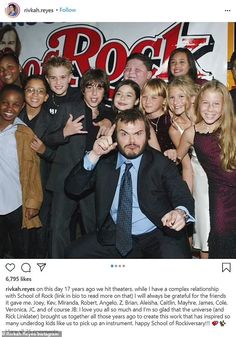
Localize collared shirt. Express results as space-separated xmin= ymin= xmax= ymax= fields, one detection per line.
xmin=84 ymin=152 xmax=156 ymax=235
xmin=0 ymin=117 xmax=25 ymax=215
xmin=83 ymin=152 xmax=194 ymax=235
xmin=110 ymin=153 xmax=156 ymax=235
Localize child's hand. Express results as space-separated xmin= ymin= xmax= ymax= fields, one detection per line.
xmin=63 ymin=114 xmax=88 ymax=137
xmin=164 ymin=149 xmax=178 ymax=162
xmin=94 ymin=118 xmax=112 ymax=138
xmin=31 ymin=135 xmax=46 ymax=154
xmin=25 ymin=208 xmax=39 ymax=220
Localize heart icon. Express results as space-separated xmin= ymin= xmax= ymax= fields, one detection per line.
xmin=5 ymin=263 xmax=15 ymax=272
xmin=212 ymin=321 xmax=218 ymax=326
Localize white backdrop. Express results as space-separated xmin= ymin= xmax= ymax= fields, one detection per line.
xmin=10 ymin=21 xmax=228 ymax=88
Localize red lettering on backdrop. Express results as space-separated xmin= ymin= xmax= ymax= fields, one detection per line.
xmin=130 ymin=38 xmax=163 ymax=77
xmin=23 ymin=23 xmax=214 ymax=85
xmin=182 ymin=38 xmax=208 ymax=50
xmin=96 ymin=41 xmax=128 ymax=81
xmin=46 ymin=26 xmax=103 ymax=75
xmin=23 ymin=58 xmax=41 ymax=77
xmin=158 ymin=23 xmax=182 ymax=80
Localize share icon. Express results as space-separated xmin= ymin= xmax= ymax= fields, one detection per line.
xmin=37 ymin=263 xmax=47 ymax=272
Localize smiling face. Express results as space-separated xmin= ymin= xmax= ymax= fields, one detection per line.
xmin=83 ymin=82 xmax=105 ymax=110
xmin=0 ymin=55 xmax=21 ymax=85
xmin=168 ymin=86 xmax=191 ymax=116
xmin=141 ymin=88 xmax=165 ymax=118
xmin=170 ymin=52 xmax=190 ymax=78
xmin=46 ymin=66 xmax=72 ymax=96
xmin=24 ymin=79 xmax=48 ymax=111
xmin=114 ymin=84 xmax=139 ymax=112
xmin=199 ymin=89 xmax=223 ymax=125
xmin=116 ymin=119 xmax=147 ymax=159
xmin=0 ymin=90 xmax=24 ymax=128
xmin=124 ymin=59 xmax=152 ymax=88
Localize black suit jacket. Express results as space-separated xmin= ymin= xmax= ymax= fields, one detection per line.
xmin=19 ymin=106 xmax=55 ymax=185
xmin=43 ymin=100 xmax=115 ymax=192
xmin=65 ymin=146 xmax=194 ymax=244
xmin=43 ymin=101 xmax=87 ymax=192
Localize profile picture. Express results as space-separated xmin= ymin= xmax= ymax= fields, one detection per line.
xmin=5 ymin=2 xmax=20 ymax=18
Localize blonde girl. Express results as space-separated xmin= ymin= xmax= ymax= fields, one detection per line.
xmin=174 ymin=80 xmax=236 ymax=258
xmin=167 ymin=76 xmax=211 ymax=255
xmin=167 ymin=76 xmax=199 ymax=191
xmin=141 ymin=78 xmax=174 ymax=152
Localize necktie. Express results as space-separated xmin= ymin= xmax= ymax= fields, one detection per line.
xmin=116 ymin=162 xmax=133 ymax=256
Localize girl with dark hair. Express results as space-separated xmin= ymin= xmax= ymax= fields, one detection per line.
xmin=0 ymin=51 xmax=24 ymax=87
xmin=112 ymin=79 xmax=140 ymax=115
xmin=167 ymin=47 xmax=207 ymax=86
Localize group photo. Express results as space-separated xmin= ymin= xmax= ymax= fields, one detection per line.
xmin=0 ymin=21 xmax=236 ymax=259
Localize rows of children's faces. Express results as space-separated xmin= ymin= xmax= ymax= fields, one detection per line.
xmin=0 ymin=78 xmax=48 ymax=127
xmin=0 ymin=28 xmax=22 ymax=121
xmin=36 ymin=65 xmax=106 ymax=111
xmin=113 ymin=78 xmax=224 ymax=126
xmin=0 ymin=68 xmax=108 ymax=128
xmin=0 ymin=77 xmax=225 ymax=136
xmin=0 ymin=37 xmax=226 ymax=131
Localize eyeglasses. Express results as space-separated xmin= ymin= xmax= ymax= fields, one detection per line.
xmin=25 ymin=88 xmax=46 ymax=95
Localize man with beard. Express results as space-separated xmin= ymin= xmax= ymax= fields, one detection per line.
xmin=65 ymin=108 xmax=194 ymax=258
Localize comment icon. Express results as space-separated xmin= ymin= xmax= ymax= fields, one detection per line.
xmin=21 ymin=263 xmax=31 ymax=273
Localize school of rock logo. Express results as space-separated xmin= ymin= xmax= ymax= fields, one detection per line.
xmin=23 ymin=22 xmax=214 ymax=95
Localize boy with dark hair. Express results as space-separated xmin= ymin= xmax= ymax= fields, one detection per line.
xmin=43 ymin=68 xmax=114 ymax=258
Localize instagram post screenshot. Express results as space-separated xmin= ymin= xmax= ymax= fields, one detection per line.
xmin=0 ymin=1 xmax=236 ymax=336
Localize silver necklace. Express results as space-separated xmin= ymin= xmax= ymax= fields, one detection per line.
xmin=150 ymin=117 xmax=160 ymax=133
